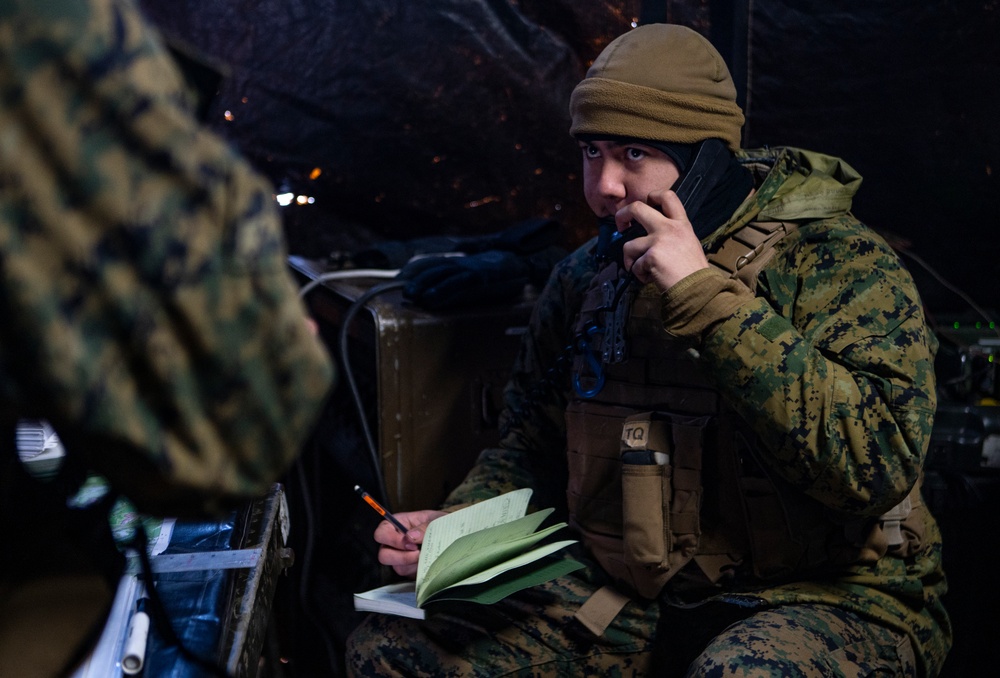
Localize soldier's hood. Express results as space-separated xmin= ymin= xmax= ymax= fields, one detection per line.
xmin=706 ymin=146 xmax=863 ymax=248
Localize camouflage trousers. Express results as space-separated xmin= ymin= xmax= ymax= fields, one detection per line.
xmin=345 ymin=559 xmax=916 ymax=677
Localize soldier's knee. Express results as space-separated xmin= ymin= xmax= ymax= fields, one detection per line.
xmin=685 ymin=630 xmax=914 ymax=677
xmin=685 ymin=643 xmax=806 ymax=677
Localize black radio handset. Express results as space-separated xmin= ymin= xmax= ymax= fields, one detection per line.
xmin=597 ymin=138 xmax=731 ymax=269
xmin=578 ymin=140 xmax=732 ymax=399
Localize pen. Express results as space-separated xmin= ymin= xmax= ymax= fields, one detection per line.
xmin=354 ymin=485 xmax=408 ymax=535
xmin=121 ymin=596 xmax=150 ymax=675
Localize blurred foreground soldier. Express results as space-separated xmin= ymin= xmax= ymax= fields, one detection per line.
xmin=346 ymin=24 xmax=950 ymax=677
xmin=0 ymin=1 xmax=333 ymax=675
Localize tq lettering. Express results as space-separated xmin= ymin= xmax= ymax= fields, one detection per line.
xmin=621 ymin=423 xmax=649 ymax=447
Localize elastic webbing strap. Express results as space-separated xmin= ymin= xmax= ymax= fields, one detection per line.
xmin=575 ymin=584 xmax=632 ymax=636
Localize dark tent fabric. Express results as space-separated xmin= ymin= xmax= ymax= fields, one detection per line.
xmin=743 ymin=0 xmax=1000 ymax=315
xmin=139 ymin=0 xmax=650 ymax=259
xmin=139 ymin=0 xmax=997 ymax=315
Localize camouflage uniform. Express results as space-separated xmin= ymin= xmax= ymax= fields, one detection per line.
xmin=346 ymin=147 xmax=950 ymax=677
xmin=0 ymin=0 xmax=333 ymax=674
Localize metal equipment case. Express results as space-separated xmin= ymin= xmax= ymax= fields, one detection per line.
xmin=292 ymin=256 xmax=534 ymax=511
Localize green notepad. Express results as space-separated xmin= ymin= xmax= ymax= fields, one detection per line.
xmin=354 ymin=489 xmax=583 ymax=619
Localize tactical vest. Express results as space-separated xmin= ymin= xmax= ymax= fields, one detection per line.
xmin=567 ymin=221 xmax=924 ymax=605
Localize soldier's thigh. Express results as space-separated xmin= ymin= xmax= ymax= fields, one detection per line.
xmin=346 ymin=575 xmax=659 ymax=677
xmin=687 ymin=604 xmax=916 ymax=677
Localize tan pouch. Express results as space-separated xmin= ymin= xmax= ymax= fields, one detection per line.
xmin=620 ymin=412 xmax=708 ymax=599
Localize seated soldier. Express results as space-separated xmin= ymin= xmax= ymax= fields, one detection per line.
xmin=346 ymin=23 xmax=949 ymax=677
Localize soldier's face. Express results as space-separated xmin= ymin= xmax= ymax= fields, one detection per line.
xmin=579 ymin=139 xmax=681 ymax=219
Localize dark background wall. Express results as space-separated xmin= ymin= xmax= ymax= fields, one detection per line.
xmin=732 ymin=0 xmax=1000 ymax=319
xmin=139 ymin=0 xmax=999 ymax=320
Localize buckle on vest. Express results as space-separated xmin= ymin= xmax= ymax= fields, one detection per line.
xmin=879 ymin=495 xmax=913 ymax=547
xmin=601 ymin=277 xmax=633 ymax=365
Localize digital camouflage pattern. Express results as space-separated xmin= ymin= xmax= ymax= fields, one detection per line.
xmin=349 ymin=547 xmax=915 ymax=677
xmin=0 ymin=0 xmax=333 ymax=516
xmin=347 ymin=146 xmax=949 ymax=676
xmin=350 ymin=547 xmax=661 ymax=677
xmin=688 ymin=603 xmax=917 ymax=677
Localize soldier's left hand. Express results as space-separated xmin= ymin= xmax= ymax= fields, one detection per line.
xmin=619 ymin=189 xmax=710 ymax=291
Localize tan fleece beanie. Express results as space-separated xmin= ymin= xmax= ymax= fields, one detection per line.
xmin=569 ymin=24 xmax=744 ymax=151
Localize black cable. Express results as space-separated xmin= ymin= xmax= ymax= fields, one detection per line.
xmin=338 ymin=280 xmax=409 ymax=508
xmin=898 ymin=247 xmax=999 ymax=339
xmin=295 ymin=270 xmax=402 ymax=672
xmin=297 ymin=269 xmax=407 ymax=505
xmin=292 ymin=450 xmax=340 ymax=671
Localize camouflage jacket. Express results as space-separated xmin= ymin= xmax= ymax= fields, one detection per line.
xmin=0 ymin=0 xmax=333 ymax=516
xmin=446 ymin=147 xmax=950 ymax=676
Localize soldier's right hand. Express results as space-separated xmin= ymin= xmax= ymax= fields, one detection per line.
xmin=374 ymin=509 xmax=447 ymax=578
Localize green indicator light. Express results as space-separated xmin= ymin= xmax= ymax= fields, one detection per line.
xmin=953 ymin=321 xmax=960 ymax=330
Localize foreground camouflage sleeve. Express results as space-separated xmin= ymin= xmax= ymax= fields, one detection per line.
xmin=441 ymin=244 xmax=596 ymax=513
xmin=0 ymin=0 xmax=333 ymax=516
xmin=663 ymin=217 xmax=936 ymax=518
